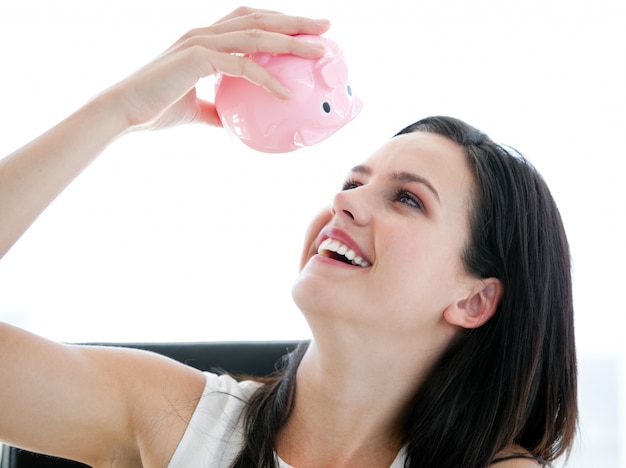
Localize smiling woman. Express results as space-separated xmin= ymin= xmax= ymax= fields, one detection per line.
xmin=0 ymin=1 xmax=621 ymax=467
xmin=286 ymin=117 xmax=576 ymax=467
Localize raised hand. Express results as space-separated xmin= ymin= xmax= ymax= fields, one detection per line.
xmin=110 ymin=6 xmax=331 ymax=130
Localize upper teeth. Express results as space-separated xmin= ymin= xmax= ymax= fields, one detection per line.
xmin=318 ymin=238 xmax=371 ymax=267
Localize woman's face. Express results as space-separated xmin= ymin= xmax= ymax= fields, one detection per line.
xmin=292 ymin=131 xmax=478 ymax=339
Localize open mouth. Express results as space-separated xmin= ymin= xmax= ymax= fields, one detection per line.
xmin=317 ymin=238 xmax=370 ymax=268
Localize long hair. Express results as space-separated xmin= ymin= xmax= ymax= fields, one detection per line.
xmin=231 ymin=116 xmax=577 ymax=467
xmin=395 ymin=116 xmax=577 ymax=466
xmin=230 ymin=341 xmax=309 ymax=467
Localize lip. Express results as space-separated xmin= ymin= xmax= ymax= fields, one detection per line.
xmin=316 ymin=226 xmax=371 ymax=266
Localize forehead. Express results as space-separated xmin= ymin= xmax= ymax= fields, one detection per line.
xmin=360 ymin=132 xmax=474 ymax=196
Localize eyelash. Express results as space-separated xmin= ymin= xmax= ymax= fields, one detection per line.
xmin=341 ymin=178 xmax=361 ymax=191
xmin=393 ymin=188 xmax=425 ymax=211
xmin=341 ymin=179 xmax=425 ymax=212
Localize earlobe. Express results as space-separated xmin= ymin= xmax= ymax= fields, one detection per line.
xmin=445 ymin=278 xmax=503 ymax=329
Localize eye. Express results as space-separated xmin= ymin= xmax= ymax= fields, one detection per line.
xmin=346 ymin=85 xmax=353 ymax=97
xmin=322 ymin=101 xmax=331 ymax=113
xmin=341 ymin=178 xmax=361 ymax=191
xmin=394 ymin=189 xmax=425 ymax=211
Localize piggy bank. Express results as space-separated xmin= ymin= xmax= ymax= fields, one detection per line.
xmin=215 ymin=35 xmax=362 ymax=153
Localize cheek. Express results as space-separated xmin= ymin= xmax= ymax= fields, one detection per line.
xmin=298 ymin=207 xmax=332 ymax=270
xmin=377 ymin=230 xmax=464 ymax=295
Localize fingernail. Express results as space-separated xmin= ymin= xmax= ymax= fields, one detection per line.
xmin=315 ymin=18 xmax=331 ymax=27
xmin=309 ymin=41 xmax=325 ymax=53
xmin=276 ymin=84 xmax=292 ymax=100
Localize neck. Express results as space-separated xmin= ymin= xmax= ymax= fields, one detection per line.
xmin=276 ymin=325 xmax=451 ymax=467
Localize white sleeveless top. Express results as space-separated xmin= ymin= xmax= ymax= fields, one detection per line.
xmin=167 ymin=372 xmax=406 ymax=467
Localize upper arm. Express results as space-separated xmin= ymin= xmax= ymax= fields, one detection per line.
xmin=0 ymin=322 xmax=206 ymax=466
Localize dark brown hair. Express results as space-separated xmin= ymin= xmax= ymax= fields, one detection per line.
xmin=231 ymin=116 xmax=577 ymax=467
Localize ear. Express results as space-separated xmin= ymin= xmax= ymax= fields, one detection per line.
xmin=444 ymin=278 xmax=503 ymax=329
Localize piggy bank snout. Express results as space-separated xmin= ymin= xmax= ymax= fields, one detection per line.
xmin=320 ymin=86 xmax=362 ymax=120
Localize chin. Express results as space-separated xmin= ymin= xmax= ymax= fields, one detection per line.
xmin=291 ymin=271 xmax=319 ymax=313
xmin=292 ymin=274 xmax=370 ymax=333
xmin=291 ymin=271 xmax=340 ymax=320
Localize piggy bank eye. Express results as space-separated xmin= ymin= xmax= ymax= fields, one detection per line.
xmin=322 ymin=102 xmax=332 ymax=114
xmin=347 ymin=85 xmax=353 ymax=97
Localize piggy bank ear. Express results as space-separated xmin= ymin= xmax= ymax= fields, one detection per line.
xmin=296 ymin=129 xmax=331 ymax=147
xmin=319 ymin=57 xmax=348 ymax=89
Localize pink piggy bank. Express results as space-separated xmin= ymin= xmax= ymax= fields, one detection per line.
xmin=215 ymin=35 xmax=362 ymax=153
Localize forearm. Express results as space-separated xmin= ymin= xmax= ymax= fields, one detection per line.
xmin=0 ymin=90 xmax=130 ymax=258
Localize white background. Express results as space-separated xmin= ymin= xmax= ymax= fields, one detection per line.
xmin=0 ymin=0 xmax=624 ymax=466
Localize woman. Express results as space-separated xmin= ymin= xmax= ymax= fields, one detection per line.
xmin=0 ymin=6 xmax=576 ymax=468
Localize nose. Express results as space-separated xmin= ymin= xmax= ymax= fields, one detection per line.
xmin=331 ymin=187 xmax=371 ymax=226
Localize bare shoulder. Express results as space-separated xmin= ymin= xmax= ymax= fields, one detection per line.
xmin=80 ymin=344 xmax=207 ymax=466
xmin=0 ymin=323 xmax=207 ymax=467
xmin=490 ymin=445 xmax=544 ymax=467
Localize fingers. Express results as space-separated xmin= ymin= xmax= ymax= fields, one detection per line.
xmin=120 ymin=7 xmax=331 ymax=130
xmin=226 ymin=53 xmax=291 ymax=99
xmin=184 ymin=47 xmax=294 ymax=99
xmin=209 ymin=6 xmax=331 ymax=37
xmin=167 ymin=8 xmax=331 ymax=100
xmin=195 ymin=100 xmax=222 ymax=127
xmin=210 ymin=13 xmax=331 ymax=37
xmin=214 ymin=6 xmax=281 ymax=24
xmin=182 ymin=30 xmax=326 ymax=59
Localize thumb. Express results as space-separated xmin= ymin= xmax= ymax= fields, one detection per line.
xmin=195 ymin=99 xmax=222 ymax=127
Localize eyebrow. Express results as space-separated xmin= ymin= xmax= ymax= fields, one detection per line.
xmin=350 ymin=165 xmax=441 ymax=204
